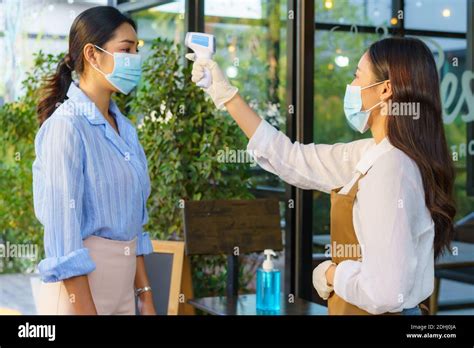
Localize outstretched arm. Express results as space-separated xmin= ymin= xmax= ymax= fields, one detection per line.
xmin=186 ymin=55 xmax=373 ymax=192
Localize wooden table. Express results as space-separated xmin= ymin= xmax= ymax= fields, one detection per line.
xmin=188 ymin=294 xmax=327 ymax=315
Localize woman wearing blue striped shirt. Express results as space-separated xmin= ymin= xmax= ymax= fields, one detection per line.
xmin=33 ymin=6 xmax=155 ymax=315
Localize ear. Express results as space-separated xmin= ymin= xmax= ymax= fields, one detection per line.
xmin=380 ymin=80 xmax=392 ymax=101
xmin=83 ymin=43 xmax=100 ymax=69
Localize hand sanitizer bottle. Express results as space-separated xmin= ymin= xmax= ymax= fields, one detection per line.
xmin=256 ymin=249 xmax=281 ymax=312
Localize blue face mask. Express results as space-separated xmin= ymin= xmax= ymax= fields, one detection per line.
xmin=343 ymin=81 xmax=386 ymax=133
xmin=93 ymin=45 xmax=142 ymax=95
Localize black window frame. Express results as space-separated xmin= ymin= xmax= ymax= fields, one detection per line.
xmin=117 ymin=0 xmax=473 ymax=302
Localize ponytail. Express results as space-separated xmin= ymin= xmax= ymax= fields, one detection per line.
xmin=36 ymin=6 xmax=136 ymax=126
xmin=37 ymin=54 xmax=73 ymax=126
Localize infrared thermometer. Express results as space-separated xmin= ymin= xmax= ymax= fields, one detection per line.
xmin=185 ymin=32 xmax=216 ymax=88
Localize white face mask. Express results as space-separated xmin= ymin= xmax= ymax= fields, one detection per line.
xmin=343 ymin=80 xmax=387 ymax=133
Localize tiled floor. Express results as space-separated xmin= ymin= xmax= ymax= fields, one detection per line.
xmin=0 ymin=273 xmax=473 ymax=315
xmin=0 ymin=274 xmax=38 ymax=315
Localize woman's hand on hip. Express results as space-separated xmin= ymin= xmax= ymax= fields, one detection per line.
xmin=312 ymin=260 xmax=336 ymax=300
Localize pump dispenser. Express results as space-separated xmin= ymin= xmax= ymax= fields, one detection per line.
xmin=256 ymin=249 xmax=281 ymax=312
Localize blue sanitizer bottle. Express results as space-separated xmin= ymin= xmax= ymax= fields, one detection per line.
xmin=256 ymin=249 xmax=281 ymax=312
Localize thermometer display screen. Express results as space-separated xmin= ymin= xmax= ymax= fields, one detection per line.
xmin=191 ymin=35 xmax=209 ymax=47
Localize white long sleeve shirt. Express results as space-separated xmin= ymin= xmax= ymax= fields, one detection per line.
xmin=247 ymin=119 xmax=434 ymax=314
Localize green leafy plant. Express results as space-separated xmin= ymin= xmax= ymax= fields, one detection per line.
xmin=130 ymin=38 xmax=258 ymax=297
xmin=0 ymin=51 xmax=60 ymax=273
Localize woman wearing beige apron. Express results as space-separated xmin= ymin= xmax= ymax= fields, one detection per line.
xmin=187 ymin=37 xmax=455 ymax=315
xmin=33 ymin=7 xmax=155 ymax=315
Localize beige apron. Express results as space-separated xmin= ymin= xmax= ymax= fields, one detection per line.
xmin=327 ymin=173 xmax=427 ymax=315
xmin=37 ymin=235 xmax=137 ymax=315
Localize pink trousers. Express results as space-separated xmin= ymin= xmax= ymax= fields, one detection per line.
xmin=37 ymin=235 xmax=137 ymax=315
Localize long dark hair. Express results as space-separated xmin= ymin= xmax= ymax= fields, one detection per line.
xmin=37 ymin=6 xmax=136 ymax=125
xmin=368 ymin=37 xmax=456 ymax=259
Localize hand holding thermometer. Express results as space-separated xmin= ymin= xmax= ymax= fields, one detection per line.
xmin=185 ymin=32 xmax=216 ymax=88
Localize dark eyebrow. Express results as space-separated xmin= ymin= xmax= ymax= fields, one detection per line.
xmin=119 ymin=39 xmax=138 ymax=45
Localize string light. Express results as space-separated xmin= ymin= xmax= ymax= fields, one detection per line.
xmin=226 ymin=66 xmax=238 ymax=78
xmin=442 ymin=8 xmax=451 ymax=17
xmin=324 ymin=0 xmax=333 ymax=10
xmin=335 ymin=55 xmax=349 ymax=67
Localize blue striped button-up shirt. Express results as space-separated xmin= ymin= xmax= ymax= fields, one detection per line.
xmin=33 ymin=82 xmax=153 ymax=283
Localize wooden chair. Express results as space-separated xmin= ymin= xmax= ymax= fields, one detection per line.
xmin=182 ymin=199 xmax=283 ymax=299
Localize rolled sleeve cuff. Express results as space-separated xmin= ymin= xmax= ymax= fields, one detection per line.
xmin=136 ymin=232 xmax=153 ymax=256
xmin=38 ymin=248 xmax=96 ymax=283
xmin=246 ymin=119 xmax=278 ymax=157
xmin=333 ymin=259 xmax=361 ymax=301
